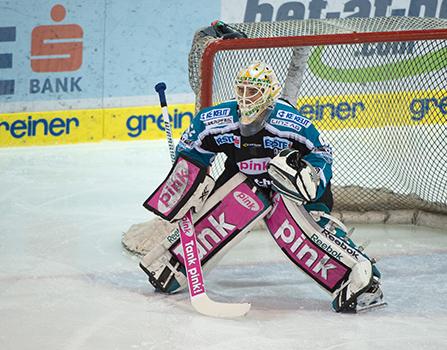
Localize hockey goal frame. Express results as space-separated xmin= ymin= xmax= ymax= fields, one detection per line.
xmin=190 ymin=17 xmax=447 ymax=228
xmin=122 ymin=18 xmax=447 ymax=258
xmin=200 ymin=27 xmax=447 ymax=109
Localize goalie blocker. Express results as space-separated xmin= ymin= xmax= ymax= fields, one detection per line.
xmin=143 ymin=155 xmax=215 ymax=222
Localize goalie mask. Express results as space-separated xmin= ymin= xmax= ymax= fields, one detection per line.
xmin=235 ymin=61 xmax=282 ymax=136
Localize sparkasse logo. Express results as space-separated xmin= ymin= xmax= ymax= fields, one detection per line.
xmin=30 ymin=4 xmax=84 ymax=94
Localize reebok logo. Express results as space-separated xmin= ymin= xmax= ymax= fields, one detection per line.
xmin=167 ymin=228 xmax=180 ymax=244
xmin=322 ymin=230 xmax=360 ymax=260
xmin=310 ymin=234 xmax=343 ymax=260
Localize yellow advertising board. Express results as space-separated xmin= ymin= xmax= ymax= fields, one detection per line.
xmin=297 ymin=90 xmax=447 ymax=130
xmin=0 ymin=90 xmax=445 ymax=147
xmin=103 ymin=104 xmax=195 ymax=141
xmin=0 ymin=103 xmax=195 ymax=147
xmin=0 ymin=109 xmax=103 ymax=147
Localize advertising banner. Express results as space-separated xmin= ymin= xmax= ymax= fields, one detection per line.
xmin=304 ymin=42 xmax=447 ymax=95
xmin=0 ymin=2 xmax=104 ymax=105
xmin=296 ymin=90 xmax=447 ymax=131
xmin=221 ymin=0 xmax=447 ymax=23
xmin=0 ymin=0 xmax=446 ymax=147
xmin=0 ymin=0 xmax=216 ymax=110
xmin=0 ymin=103 xmax=195 ymax=147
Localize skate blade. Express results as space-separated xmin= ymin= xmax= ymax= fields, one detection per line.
xmin=357 ymin=301 xmax=388 ymax=313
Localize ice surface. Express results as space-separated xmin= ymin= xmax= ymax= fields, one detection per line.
xmin=0 ymin=140 xmax=446 ymax=350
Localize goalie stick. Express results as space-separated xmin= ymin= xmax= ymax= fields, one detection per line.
xmin=154 ymin=82 xmax=251 ymax=318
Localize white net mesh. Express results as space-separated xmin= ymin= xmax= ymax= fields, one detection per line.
xmin=122 ymin=17 xmax=447 ymax=256
xmin=188 ymin=16 xmax=447 ymax=217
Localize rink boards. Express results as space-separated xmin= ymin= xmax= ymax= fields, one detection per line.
xmin=0 ymin=89 xmax=446 ymax=147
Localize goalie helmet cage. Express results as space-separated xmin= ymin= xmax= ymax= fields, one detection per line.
xmin=188 ymin=16 xmax=447 ymax=226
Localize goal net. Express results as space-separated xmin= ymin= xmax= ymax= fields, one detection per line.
xmin=188 ymin=16 xmax=447 ymax=225
xmin=122 ymin=17 xmax=447 ymax=256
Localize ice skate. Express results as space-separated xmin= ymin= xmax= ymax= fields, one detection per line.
xmin=333 ymin=276 xmax=386 ymax=313
xmin=356 ymin=276 xmax=387 ymax=312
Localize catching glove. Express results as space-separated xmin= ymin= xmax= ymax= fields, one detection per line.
xmin=267 ymin=149 xmax=320 ymax=203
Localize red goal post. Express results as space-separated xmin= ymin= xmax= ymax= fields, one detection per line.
xmin=188 ymin=16 xmax=447 ymax=227
xmin=198 ymin=20 xmax=447 ymax=110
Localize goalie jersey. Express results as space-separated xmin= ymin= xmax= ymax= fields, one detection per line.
xmin=176 ymin=99 xmax=333 ymax=203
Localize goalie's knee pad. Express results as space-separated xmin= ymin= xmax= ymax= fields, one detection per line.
xmin=140 ymin=173 xmax=271 ymax=294
xmin=265 ymin=193 xmax=383 ymax=312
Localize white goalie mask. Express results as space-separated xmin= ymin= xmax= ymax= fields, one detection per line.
xmin=234 ymin=62 xmax=282 ymax=134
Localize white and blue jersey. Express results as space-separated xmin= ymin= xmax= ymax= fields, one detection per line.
xmin=176 ymin=99 xmax=333 ymax=203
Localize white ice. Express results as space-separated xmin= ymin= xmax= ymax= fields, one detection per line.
xmin=1 ymin=140 xmax=446 ymax=350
